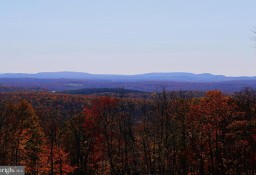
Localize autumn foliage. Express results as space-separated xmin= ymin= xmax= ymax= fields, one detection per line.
xmin=0 ymin=89 xmax=256 ymax=174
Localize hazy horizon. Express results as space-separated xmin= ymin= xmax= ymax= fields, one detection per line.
xmin=1 ymin=1 xmax=256 ymax=76
xmin=0 ymin=71 xmax=256 ymax=77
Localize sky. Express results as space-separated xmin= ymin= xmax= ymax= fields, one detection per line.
xmin=0 ymin=0 xmax=256 ymax=76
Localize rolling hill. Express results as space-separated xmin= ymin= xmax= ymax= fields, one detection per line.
xmin=1 ymin=72 xmax=256 ymax=82
xmin=1 ymin=72 xmax=256 ymax=93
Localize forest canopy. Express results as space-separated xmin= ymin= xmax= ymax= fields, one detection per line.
xmin=0 ymin=88 xmax=255 ymax=174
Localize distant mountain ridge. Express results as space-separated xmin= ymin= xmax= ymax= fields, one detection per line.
xmin=1 ymin=72 xmax=256 ymax=82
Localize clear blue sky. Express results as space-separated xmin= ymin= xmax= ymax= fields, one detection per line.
xmin=0 ymin=0 xmax=255 ymax=76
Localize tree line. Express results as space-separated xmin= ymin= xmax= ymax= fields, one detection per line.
xmin=0 ymin=88 xmax=255 ymax=174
